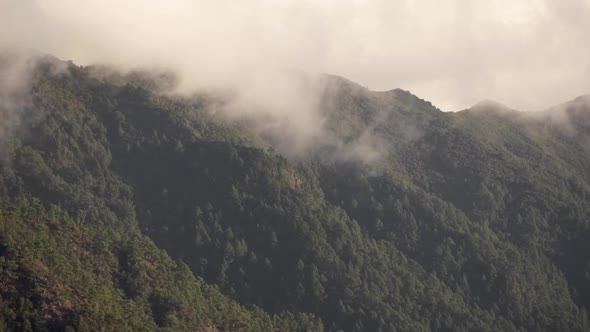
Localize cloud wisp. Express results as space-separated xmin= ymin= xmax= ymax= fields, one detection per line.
xmin=0 ymin=51 xmax=35 ymax=157
xmin=2 ymin=0 xmax=589 ymax=112
xmin=1 ymin=0 xmax=589 ymax=163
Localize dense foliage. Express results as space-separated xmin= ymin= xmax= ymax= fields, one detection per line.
xmin=0 ymin=58 xmax=321 ymax=331
xmin=1 ymin=56 xmax=590 ymax=331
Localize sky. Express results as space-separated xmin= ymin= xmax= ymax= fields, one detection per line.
xmin=1 ymin=0 xmax=589 ymax=111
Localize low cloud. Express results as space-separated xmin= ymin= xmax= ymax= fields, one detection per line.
xmin=2 ymin=0 xmax=589 ymax=110
xmin=0 ymin=51 xmax=35 ymax=157
xmin=529 ymin=95 xmax=590 ymax=139
xmin=1 ymin=0 xmax=589 ymax=162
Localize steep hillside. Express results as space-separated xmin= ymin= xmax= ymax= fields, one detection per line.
xmin=1 ymin=56 xmax=590 ymax=331
xmin=0 ymin=57 xmax=321 ymax=331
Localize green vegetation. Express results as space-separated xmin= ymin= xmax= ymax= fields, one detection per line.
xmin=0 ymin=198 xmax=321 ymax=331
xmin=1 ymin=56 xmax=590 ymax=331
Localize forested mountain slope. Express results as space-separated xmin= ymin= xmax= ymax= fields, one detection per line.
xmin=0 ymin=57 xmax=322 ymax=331
xmin=1 ymin=56 xmax=590 ymax=331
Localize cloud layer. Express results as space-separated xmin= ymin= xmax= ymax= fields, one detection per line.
xmin=1 ymin=0 xmax=589 ymax=112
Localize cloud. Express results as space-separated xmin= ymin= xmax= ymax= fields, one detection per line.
xmin=1 ymin=0 xmax=589 ymax=158
xmin=0 ymin=52 xmax=35 ymax=157
xmin=2 ymin=0 xmax=589 ymax=112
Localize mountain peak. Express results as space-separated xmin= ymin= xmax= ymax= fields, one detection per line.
xmin=546 ymin=94 xmax=590 ymax=113
xmin=469 ymin=99 xmax=514 ymax=113
xmin=572 ymin=94 xmax=590 ymax=105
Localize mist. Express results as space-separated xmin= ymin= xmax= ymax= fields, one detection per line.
xmin=0 ymin=52 xmax=34 ymax=157
xmin=3 ymin=0 xmax=590 ymax=110
xmin=1 ymin=0 xmax=589 ymax=161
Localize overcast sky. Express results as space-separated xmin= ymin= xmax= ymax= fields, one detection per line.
xmin=1 ymin=0 xmax=589 ymax=111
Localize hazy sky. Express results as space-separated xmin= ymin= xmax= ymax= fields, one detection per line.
xmin=1 ymin=0 xmax=589 ymax=111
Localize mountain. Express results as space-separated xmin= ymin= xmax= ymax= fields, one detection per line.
xmin=1 ymin=55 xmax=590 ymax=331
xmin=468 ymin=99 xmax=514 ymax=113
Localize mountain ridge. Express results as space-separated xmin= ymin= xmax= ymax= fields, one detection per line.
xmin=1 ymin=55 xmax=590 ymax=331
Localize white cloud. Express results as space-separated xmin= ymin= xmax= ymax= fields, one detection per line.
xmin=1 ymin=0 xmax=589 ymax=112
